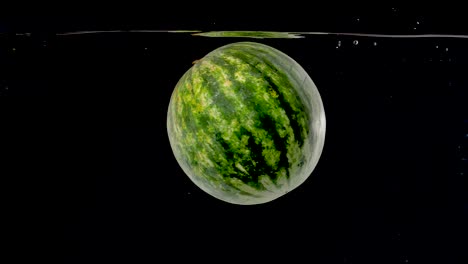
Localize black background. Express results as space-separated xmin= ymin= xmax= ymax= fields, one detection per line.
xmin=2 ymin=7 xmax=467 ymax=263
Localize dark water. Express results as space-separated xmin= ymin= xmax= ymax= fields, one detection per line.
xmin=3 ymin=24 xmax=466 ymax=262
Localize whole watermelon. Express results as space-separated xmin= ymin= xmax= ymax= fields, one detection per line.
xmin=167 ymin=42 xmax=326 ymax=205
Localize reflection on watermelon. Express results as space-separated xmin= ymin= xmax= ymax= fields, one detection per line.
xmin=167 ymin=42 xmax=326 ymax=205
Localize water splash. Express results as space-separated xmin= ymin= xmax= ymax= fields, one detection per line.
xmin=55 ymin=30 xmax=202 ymax=36
xmin=296 ymin=32 xmax=468 ymax=39
xmin=5 ymin=30 xmax=468 ymax=39
xmin=191 ymin=31 xmax=304 ymax=39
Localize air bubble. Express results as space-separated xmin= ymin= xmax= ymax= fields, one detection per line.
xmin=353 ymin=40 xmax=359 ymax=45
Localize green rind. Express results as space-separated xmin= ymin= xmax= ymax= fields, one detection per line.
xmin=167 ymin=42 xmax=325 ymax=205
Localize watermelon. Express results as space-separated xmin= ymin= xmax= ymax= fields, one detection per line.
xmin=167 ymin=42 xmax=326 ymax=205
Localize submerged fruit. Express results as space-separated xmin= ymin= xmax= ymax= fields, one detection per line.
xmin=167 ymin=42 xmax=325 ymax=205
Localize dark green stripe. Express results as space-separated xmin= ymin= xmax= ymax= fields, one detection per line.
xmin=207 ymin=55 xmax=285 ymax=184
xmin=187 ymin=67 xmax=232 ymax=175
xmin=242 ymin=43 xmax=310 ymax=147
xmin=199 ymin=64 xmax=271 ymax=187
xmin=177 ymin=71 xmax=198 ymax=163
xmin=215 ymin=130 xmax=263 ymax=189
xmin=253 ymin=49 xmax=307 ymax=148
xmin=198 ymin=64 xmax=237 ymax=119
xmin=176 ymin=68 xmax=228 ymax=181
xmin=242 ymin=128 xmax=272 ymax=184
xmin=190 ymin=63 xmax=262 ymax=189
xmin=257 ymin=114 xmax=290 ymax=179
xmin=262 ymin=72 xmax=305 ymax=148
xmin=222 ymin=48 xmax=307 ymax=147
xmin=206 ymin=55 xmax=260 ymax=113
xmin=194 ymin=58 xmax=281 ymax=188
xmin=209 ymin=54 xmax=292 ymax=182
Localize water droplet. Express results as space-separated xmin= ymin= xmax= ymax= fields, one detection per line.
xmin=144 ymin=47 xmax=148 ymax=50
xmin=445 ymin=47 xmax=449 ymax=52
xmin=392 ymin=7 xmax=397 ymax=12
xmin=435 ymin=45 xmax=439 ymax=49
xmin=373 ymin=42 xmax=378 ymax=46
xmin=11 ymin=47 xmax=16 ymax=51
xmin=353 ymin=40 xmax=359 ymax=45
xmin=337 ymin=40 xmax=342 ymax=47
xmin=413 ymin=27 xmax=417 ymax=30
xmin=416 ymin=21 xmax=420 ymax=25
